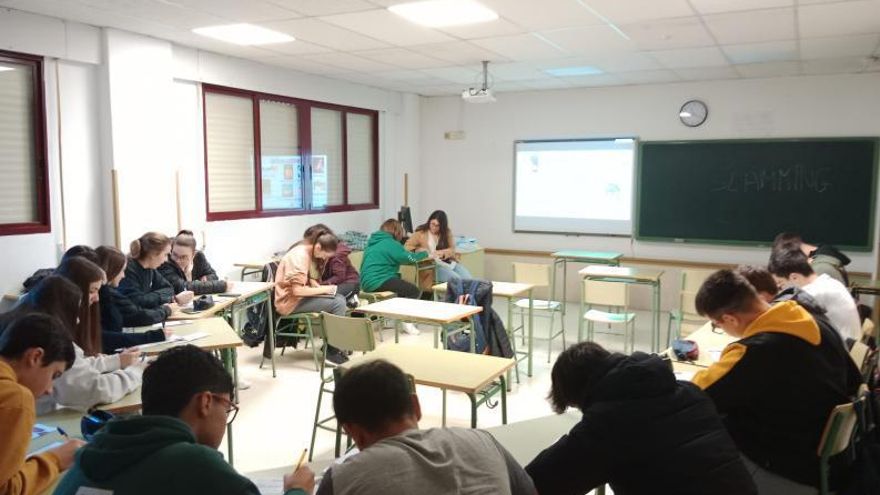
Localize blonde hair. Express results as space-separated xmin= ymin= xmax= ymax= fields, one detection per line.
xmin=380 ymin=219 xmax=404 ymax=241
xmin=130 ymin=232 xmax=171 ymax=260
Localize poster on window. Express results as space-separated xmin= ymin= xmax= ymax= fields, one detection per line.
xmin=311 ymin=154 xmax=328 ymax=208
xmin=261 ymin=155 xmax=302 ymax=210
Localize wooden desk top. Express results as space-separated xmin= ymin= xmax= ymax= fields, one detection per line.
xmin=579 ymin=265 xmax=664 ymax=282
xmin=665 ymin=322 xmax=737 ymax=368
xmin=96 ymin=388 xmax=143 ymax=414
xmin=358 ymin=298 xmax=482 ymax=324
xmin=432 ymin=281 xmax=535 ymax=298
xmin=168 ymin=295 xmax=237 ymax=320
xmin=552 ymin=250 xmax=623 ymax=261
xmin=228 ymin=281 xmax=274 ymax=300
xmin=340 ymin=344 xmax=514 ymax=395
xmin=484 ymin=412 xmax=580 ymax=465
xmin=143 ymin=317 xmax=242 ymax=355
xmin=234 ymin=260 xmax=272 ymax=269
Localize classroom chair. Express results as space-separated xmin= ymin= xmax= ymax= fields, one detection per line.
xmin=667 ymin=269 xmax=714 ymax=346
xmin=816 ymin=390 xmax=866 ymax=495
xmin=511 ymin=262 xmax=564 ymax=363
xmin=262 ymin=312 xmax=322 ymax=373
xmin=849 ymin=341 xmax=870 ymax=373
xmin=309 ymin=312 xmax=377 ymax=461
xmin=347 ymin=250 xmax=395 ymax=341
xmin=579 ymin=279 xmax=637 ymax=353
xmin=861 ymin=318 xmax=876 ymax=345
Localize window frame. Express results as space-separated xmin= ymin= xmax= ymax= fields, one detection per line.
xmin=0 ymin=49 xmax=50 ymax=236
xmin=202 ymin=84 xmax=379 ymax=222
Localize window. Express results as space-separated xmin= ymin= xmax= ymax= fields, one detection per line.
xmin=0 ymin=50 xmax=48 ymax=235
xmin=202 ymin=84 xmax=379 ymax=220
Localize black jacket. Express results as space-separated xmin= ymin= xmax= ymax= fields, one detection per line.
xmin=118 ymin=259 xmax=174 ymax=308
xmin=100 ymin=284 xmax=169 ymax=334
xmin=443 ymin=278 xmax=513 ymax=358
xmin=526 ymin=353 xmax=756 ymax=495
xmin=158 ymin=252 xmax=226 ymax=295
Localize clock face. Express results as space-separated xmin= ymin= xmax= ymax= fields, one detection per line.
xmin=679 ymin=100 xmax=708 ymax=127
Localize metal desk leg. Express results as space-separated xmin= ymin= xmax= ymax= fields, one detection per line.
xmin=267 ymin=298 xmax=276 ymax=378
xmin=653 ymin=279 xmax=662 ymax=353
xmin=505 ymin=295 xmax=515 ymax=391
xmin=500 ymin=375 xmax=508 ymax=424
xmin=395 ymin=320 xmax=400 ymax=343
xmin=469 ymin=315 xmax=476 ymax=353
xmin=561 ymin=258 xmax=568 ymax=334
xmin=469 ymin=392 xmax=478 ymax=428
xmin=528 ymin=290 xmax=534 ymax=377
xmin=442 ymin=390 xmax=447 ymax=427
xmin=221 ymin=348 xmax=236 ymax=465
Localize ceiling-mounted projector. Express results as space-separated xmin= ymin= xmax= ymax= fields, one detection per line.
xmin=461 ymin=87 xmax=495 ymax=103
xmin=462 ymin=60 xmax=496 ymax=104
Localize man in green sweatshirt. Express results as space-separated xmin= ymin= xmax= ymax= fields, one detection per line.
xmin=54 ymin=345 xmax=314 ymax=495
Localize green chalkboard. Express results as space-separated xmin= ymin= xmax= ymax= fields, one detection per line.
xmin=635 ymin=138 xmax=879 ymax=250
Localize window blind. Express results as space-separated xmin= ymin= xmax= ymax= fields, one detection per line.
xmin=0 ymin=63 xmax=37 ymax=224
xmin=259 ymin=100 xmax=302 ymax=210
xmin=346 ymin=113 xmax=374 ymax=205
xmin=205 ymin=92 xmax=255 ymax=213
xmin=310 ymin=108 xmax=343 ymax=208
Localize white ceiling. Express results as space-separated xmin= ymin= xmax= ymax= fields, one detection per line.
xmin=2 ymin=0 xmax=879 ymax=96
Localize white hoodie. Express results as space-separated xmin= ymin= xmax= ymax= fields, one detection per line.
xmin=39 ymin=344 xmax=144 ymax=412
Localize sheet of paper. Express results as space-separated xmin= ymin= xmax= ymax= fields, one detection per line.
xmin=31 ymin=424 xmax=57 ymax=439
xmin=674 ymin=370 xmax=696 ymax=382
xmin=709 ymin=350 xmax=723 ymax=362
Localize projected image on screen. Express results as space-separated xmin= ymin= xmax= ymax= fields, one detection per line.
xmin=514 ymin=139 xmax=635 ymax=235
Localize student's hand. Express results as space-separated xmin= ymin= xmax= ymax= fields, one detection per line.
xmin=119 ymin=348 xmax=142 ymax=368
xmin=309 ymin=279 xmax=321 ymax=288
xmin=199 ymin=275 xmax=208 ymax=282
xmin=162 ymin=329 xmax=174 ymax=339
xmin=48 ymin=439 xmax=87 ymax=470
xmin=165 ymin=302 xmax=180 ymax=313
xmin=283 ymin=466 xmax=315 ymax=494
xmin=224 ymin=279 xmax=234 ymax=291
xmin=175 ymin=290 xmax=195 ymax=305
xmin=323 ymin=285 xmax=337 ymax=295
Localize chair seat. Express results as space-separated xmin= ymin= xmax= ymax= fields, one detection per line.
xmin=514 ymin=299 xmax=561 ymax=310
xmin=583 ymin=309 xmax=635 ymax=324
xmin=360 ymin=291 xmax=394 ymax=298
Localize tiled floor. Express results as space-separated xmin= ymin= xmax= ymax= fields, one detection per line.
xmin=231 ymin=301 xmax=669 ymax=483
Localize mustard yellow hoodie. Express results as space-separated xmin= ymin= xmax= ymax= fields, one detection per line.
xmin=692 ymin=300 xmax=861 ymax=487
xmin=0 ymin=360 xmax=61 ymax=495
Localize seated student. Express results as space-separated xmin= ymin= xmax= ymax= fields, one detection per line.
xmin=360 ymin=219 xmax=429 ymax=335
xmin=95 ymin=246 xmax=167 ymax=353
xmin=768 ymin=248 xmax=861 ymax=342
xmin=275 ymin=226 xmax=348 ymax=365
xmin=736 ymin=264 xmax=779 ymax=303
xmin=21 ymin=245 xmax=99 ymax=294
xmin=304 ymin=224 xmax=360 ymax=307
xmin=526 ymin=342 xmax=756 ymax=495
xmin=119 ymin=232 xmax=193 ymax=315
xmin=773 ymin=232 xmax=851 ymax=286
xmin=693 ymin=270 xmax=862 ymax=494
xmin=158 ymin=230 xmax=229 ymax=296
xmin=405 ymin=210 xmax=472 ymax=284
xmin=7 ymin=276 xmax=144 ymax=412
xmin=54 ymin=345 xmax=315 ymax=495
xmin=0 ymin=313 xmax=83 ymax=495
xmin=317 ymin=359 xmax=535 ymax=495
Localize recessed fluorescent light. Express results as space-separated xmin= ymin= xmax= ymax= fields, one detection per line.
xmin=543 ymin=66 xmax=604 ymax=77
xmin=192 ymin=24 xmax=294 ymax=46
xmin=388 ymin=0 xmax=498 ymax=28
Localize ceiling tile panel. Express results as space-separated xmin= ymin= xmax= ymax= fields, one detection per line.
xmin=673 ymin=65 xmax=740 ymax=80
xmin=690 ymin=0 xmax=792 ymax=15
xmin=477 ymin=0 xmax=605 ymax=30
xmin=703 ymin=8 xmax=796 ymax=44
xmin=584 ymin=0 xmax=695 ymax=25
xmin=320 ymin=8 xmax=455 ymax=46
xmin=799 ymin=1 xmax=880 ymax=39
xmin=538 ymin=24 xmax=636 ymax=56
xmin=621 ymin=17 xmax=715 ymax=50
xmin=470 ymin=33 xmax=567 ymax=61
xmin=649 ymin=46 xmax=729 ymax=68
xmin=800 ymin=34 xmax=880 ymax=59
xmin=266 ymin=0 xmax=375 ymax=16
xmin=734 ymin=60 xmax=801 ymax=77
xmin=722 ymin=40 xmax=798 ymax=64
xmin=352 ymin=47 xmax=450 ymax=68
xmin=260 ymin=18 xmax=390 ymax=50
xmin=408 ymin=41 xmax=511 ymax=65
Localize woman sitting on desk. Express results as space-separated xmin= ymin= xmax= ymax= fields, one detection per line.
xmin=405 ymin=210 xmax=472 ymax=284
xmin=159 ymin=230 xmax=230 ymax=296
xmin=96 ymin=245 xmax=167 ymax=353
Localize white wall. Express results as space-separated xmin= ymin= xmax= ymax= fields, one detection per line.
xmin=419 ymin=74 xmax=880 ymax=274
xmin=0 ymin=9 xmax=102 ymax=294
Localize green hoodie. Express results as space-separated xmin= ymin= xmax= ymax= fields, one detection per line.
xmin=53 ymin=416 xmax=304 ymax=495
xmin=359 ymin=231 xmax=429 ymax=292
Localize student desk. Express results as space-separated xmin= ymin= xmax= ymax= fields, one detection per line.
xmin=234 ymin=260 xmax=271 ymax=280
xmin=484 ymin=411 xmax=580 ymax=465
xmin=578 ymin=265 xmax=664 ymax=352
xmin=357 ymin=298 xmax=483 ymax=352
xmin=99 ymin=317 xmax=243 ymax=464
xmin=850 ymin=277 xmax=880 ymax=297
xmin=168 ymin=295 xmax=237 ymax=320
xmin=550 ymin=251 xmax=623 ymax=338
xmin=340 ymin=344 xmax=514 ymax=428
xmin=432 ymin=281 xmax=536 ymax=377
xmin=663 ymin=322 xmax=737 ymax=370
xmin=30 ymin=408 xmax=84 ymax=495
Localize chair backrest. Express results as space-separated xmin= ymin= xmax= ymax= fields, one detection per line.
xmin=817 ymin=400 xmax=860 ymax=457
xmin=349 ymin=250 xmax=364 ymax=272
xmin=512 ymin=263 xmax=550 ymax=287
xmin=849 ymin=340 xmax=870 ymax=371
xmin=321 ymin=312 xmax=376 ymax=354
xmin=861 ymin=318 xmax=876 ymax=344
xmin=680 ymin=289 xmax=700 ymax=317
xmin=682 ymin=269 xmax=715 ymax=293
xmin=583 ymin=280 xmax=628 ymax=307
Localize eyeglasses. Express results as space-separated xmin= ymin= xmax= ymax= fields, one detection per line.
xmin=211 ymin=394 xmax=239 ymax=425
xmin=709 ymin=320 xmax=724 ymax=334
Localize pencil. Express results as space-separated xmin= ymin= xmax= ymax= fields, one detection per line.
xmin=57 ymin=427 xmax=70 ymax=440
xmin=295 ymin=448 xmax=308 ymax=470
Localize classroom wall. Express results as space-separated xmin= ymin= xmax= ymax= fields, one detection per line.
xmin=418 ymin=74 xmax=880 ymax=277
xmin=0 ymin=8 xmax=419 ymax=292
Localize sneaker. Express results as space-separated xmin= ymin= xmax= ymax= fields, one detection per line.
xmin=237 ymin=379 xmax=251 ymax=391
xmin=346 ymin=294 xmax=360 ymax=309
xmin=402 ymin=322 xmax=421 ymax=336
xmin=325 ymin=350 xmax=349 ymax=366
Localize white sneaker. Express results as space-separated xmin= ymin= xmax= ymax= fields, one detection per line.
xmin=238 ymin=378 xmax=251 ymax=391
xmin=402 ymin=322 xmax=421 ymax=335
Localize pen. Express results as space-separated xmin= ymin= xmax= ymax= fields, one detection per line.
xmin=57 ymin=427 xmax=70 ymax=440
xmin=295 ymin=448 xmax=308 ymax=470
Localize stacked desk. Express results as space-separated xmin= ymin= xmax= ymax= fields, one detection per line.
xmin=550 ymin=251 xmax=622 ymax=337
